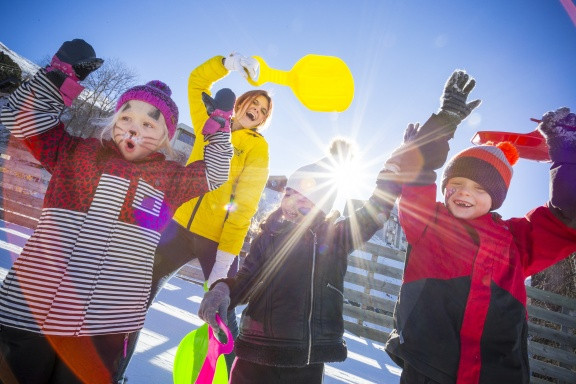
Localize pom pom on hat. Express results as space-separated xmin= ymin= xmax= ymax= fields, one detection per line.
xmin=116 ymin=80 xmax=179 ymax=140
xmin=441 ymin=142 xmax=519 ymax=210
xmin=495 ymin=141 xmax=519 ymax=166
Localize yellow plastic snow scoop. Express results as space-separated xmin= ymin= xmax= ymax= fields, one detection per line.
xmin=246 ymin=55 xmax=354 ymax=112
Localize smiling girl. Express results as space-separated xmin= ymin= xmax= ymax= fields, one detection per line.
xmin=117 ymin=52 xmax=275 ymax=379
xmin=198 ymin=157 xmax=400 ymax=384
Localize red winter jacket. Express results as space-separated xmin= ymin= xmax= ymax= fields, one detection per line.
xmin=0 ymin=71 xmax=209 ymax=336
xmin=385 ymin=183 xmax=576 ymax=384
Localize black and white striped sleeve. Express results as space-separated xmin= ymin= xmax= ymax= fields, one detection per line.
xmin=0 ymin=69 xmax=64 ymax=140
xmin=203 ymin=131 xmax=233 ymax=190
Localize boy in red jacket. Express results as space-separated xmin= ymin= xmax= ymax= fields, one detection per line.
xmin=383 ymin=70 xmax=576 ymax=384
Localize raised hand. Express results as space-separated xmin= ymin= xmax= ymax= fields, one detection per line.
xmin=201 ymin=88 xmax=236 ymax=135
xmin=439 ymin=70 xmax=481 ymax=122
xmin=538 ymin=107 xmax=576 ymax=162
xmin=223 ymin=52 xmax=259 ymax=81
xmin=48 ymin=39 xmax=103 ymax=81
xmin=46 ymin=39 xmax=103 ymax=106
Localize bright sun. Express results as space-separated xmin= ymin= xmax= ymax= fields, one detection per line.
xmin=327 ymin=150 xmax=373 ymax=213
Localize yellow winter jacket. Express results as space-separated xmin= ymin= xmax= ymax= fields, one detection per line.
xmin=172 ymin=56 xmax=270 ymax=256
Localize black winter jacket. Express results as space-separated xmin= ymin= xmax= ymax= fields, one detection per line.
xmin=221 ymin=191 xmax=395 ymax=367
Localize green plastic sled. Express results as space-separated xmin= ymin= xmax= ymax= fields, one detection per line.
xmin=173 ymin=314 xmax=232 ymax=384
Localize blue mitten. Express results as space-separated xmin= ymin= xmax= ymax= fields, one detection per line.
xmin=201 ymin=88 xmax=236 ymax=135
xmin=538 ymin=107 xmax=576 ymax=163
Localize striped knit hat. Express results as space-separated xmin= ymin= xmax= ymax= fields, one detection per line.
xmin=116 ymin=80 xmax=179 ymax=139
xmin=441 ymin=142 xmax=519 ymax=210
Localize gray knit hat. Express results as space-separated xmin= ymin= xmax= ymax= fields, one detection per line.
xmin=285 ymin=158 xmax=337 ymax=215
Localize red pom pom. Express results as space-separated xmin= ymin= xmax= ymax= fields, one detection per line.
xmin=496 ymin=141 xmax=519 ymax=166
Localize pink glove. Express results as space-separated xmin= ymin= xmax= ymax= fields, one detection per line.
xmin=45 ymin=39 xmax=103 ymax=106
xmin=201 ymin=88 xmax=236 ymax=135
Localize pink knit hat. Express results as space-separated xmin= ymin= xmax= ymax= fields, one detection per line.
xmin=116 ymin=80 xmax=179 ymax=139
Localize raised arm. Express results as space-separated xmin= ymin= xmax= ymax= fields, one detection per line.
xmin=0 ymin=39 xmax=102 ymax=170
xmin=383 ymin=70 xmax=482 ymax=186
xmin=381 ymin=70 xmax=481 ymax=238
xmin=537 ymin=107 xmax=576 ymax=228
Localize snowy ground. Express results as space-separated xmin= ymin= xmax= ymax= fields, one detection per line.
xmin=0 ymin=219 xmax=401 ymax=383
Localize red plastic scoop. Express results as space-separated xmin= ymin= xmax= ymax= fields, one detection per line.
xmin=471 ymin=119 xmax=550 ymax=162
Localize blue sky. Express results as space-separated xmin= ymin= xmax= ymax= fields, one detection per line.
xmin=3 ymin=0 xmax=575 ymax=218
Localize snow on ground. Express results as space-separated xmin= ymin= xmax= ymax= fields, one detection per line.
xmin=0 ymin=219 xmax=401 ymax=383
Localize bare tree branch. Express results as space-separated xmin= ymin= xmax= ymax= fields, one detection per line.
xmin=62 ymin=58 xmax=138 ymax=138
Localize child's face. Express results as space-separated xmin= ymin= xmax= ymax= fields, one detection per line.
xmin=444 ymin=177 xmax=492 ymax=220
xmin=234 ymin=95 xmax=269 ymax=130
xmin=281 ymin=188 xmax=316 ymax=224
xmin=113 ymin=100 xmax=167 ymax=162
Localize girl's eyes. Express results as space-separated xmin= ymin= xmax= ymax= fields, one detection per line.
xmin=252 ymin=100 xmax=268 ymax=115
xmin=117 ymin=116 xmax=156 ymax=129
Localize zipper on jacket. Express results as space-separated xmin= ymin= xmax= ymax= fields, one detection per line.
xmin=307 ymin=230 xmax=317 ymax=365
xmin=327 ymin=283 xmax=344 ymax=298
xmin=186 ymin=195 xmax=204 ymax=230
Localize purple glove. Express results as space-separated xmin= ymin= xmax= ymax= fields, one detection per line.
xmin=46 ymin=39 xmax=103 ymax=106
xmin=201 ymin=88 xmax=236 ymax=135
xmin=538 ymin=107 xmax=576 ymax=163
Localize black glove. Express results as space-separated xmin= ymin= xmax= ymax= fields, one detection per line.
xmin=201 ymin=88 xmax=236 ymax=135
xmin=47 ymin=39 xmax=103 ymax=87
xmin=404 ymin=70 xmax=481 ymax=145
xmin=0 ymin=51 xmax=22 ymax=94
xmin=439 ymin=69 xmax=481 ymax=124
xmin=538 ymin=107 xmax=576 ymax=163
xmin=381 ymin=70 xmax=481 ymax=185
xmin=198 ymin=282 xmax=230 ymax=333
xmin=53 ymin=39 xmax=103 ymax=80
xmin=45 ymin=39 xmax=103 ymax=106
xmin=383 ymin=118 xmax=451 ymax=184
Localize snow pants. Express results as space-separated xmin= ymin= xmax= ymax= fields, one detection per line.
xmin=114 ymin=219 xmax=240 ymax=381
xmin=230 ymin=358 xmax=325 ymax=384
xmin=0 ymin=324 xmax=126 ymax=384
